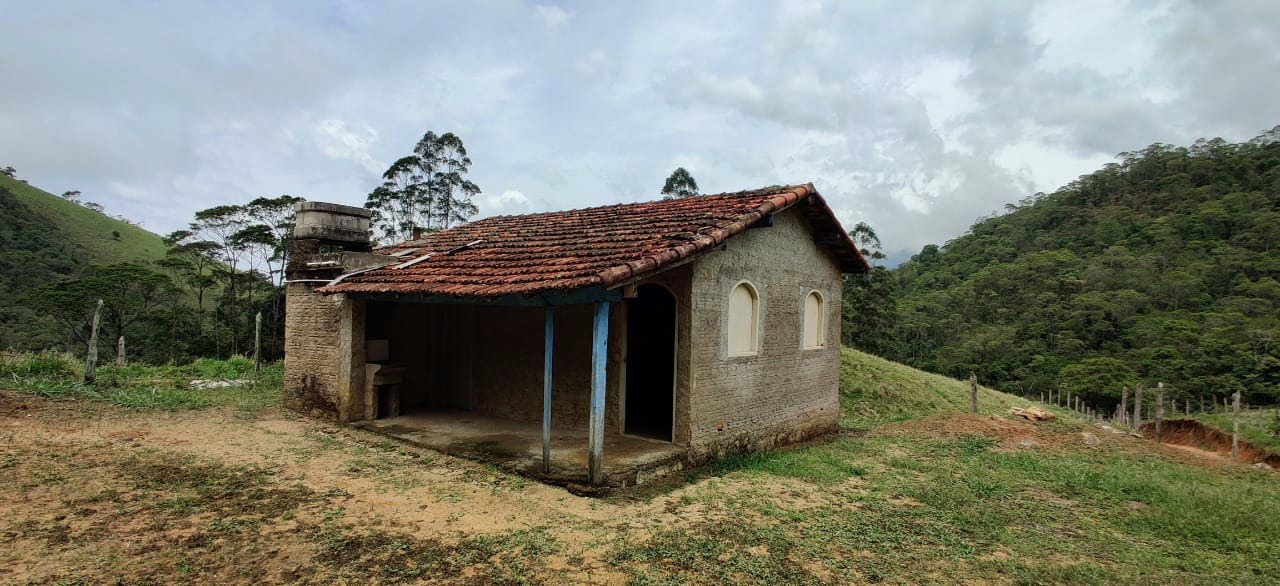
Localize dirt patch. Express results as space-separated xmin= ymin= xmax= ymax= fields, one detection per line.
xmin=0 ymin=390 xmax=32 ymax=417
xmin=873 ymin=413 xmax=1107 ymax=452
xmin=1142 ymin=419 xmax=1280 ymax=467
xmin=1 ymin=392 xmax=847 ymax=585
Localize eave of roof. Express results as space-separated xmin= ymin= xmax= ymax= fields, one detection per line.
xmin=318 ymin=183 xmax=868 ymax=298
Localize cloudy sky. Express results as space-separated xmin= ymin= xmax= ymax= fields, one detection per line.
xmin=2 ymin=1 xmax=1278 ymax=263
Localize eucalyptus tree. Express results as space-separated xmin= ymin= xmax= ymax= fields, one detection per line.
xmin=365 ymin=131 xmax=481 ymax=242
xmin=661 ymin=167 xmax=699 ymax=199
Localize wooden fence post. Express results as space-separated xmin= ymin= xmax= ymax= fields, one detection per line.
xmin=1232 ymin=391 xmax=1241 ymax=462
xmin=1133 ymin=384 xmax=1143 ymax=430
xmin=253 ymin=311 xmax=262 ymax=377
xmin=1120 ymin=386 xmax=1129 ymax=425
xmin=969 ymin=372 xmax=978 ymax=414
xmin=116 ymin=336 xmax=126 ymax=367
xmin=1155 ymin=382 xmax=1165 ymax=441
xmin=84 ymin=300 xmax=103 ymax=383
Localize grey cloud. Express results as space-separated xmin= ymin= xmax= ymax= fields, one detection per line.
xmin=1 ymin=0 xmax=1277 ymax=259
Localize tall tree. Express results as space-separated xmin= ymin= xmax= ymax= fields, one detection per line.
xmin=1 ymin=166 xmax=15 ymax=178
xmin=661 ymin=167 xmax=699 ymax=199
xmin=244 ymin=195 xmax=304 ymax=286
xmin=188 ymin=205 xmax=252 ymax=355
xmin=842 ymin=222 xmax=898 ymax=357
xmin=27 ymin=264 xmax=180 ymax=358
xmin=365 ymin=131 xmax=481 ymax=242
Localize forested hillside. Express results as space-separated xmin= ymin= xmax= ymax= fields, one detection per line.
xmin=853 ymin=129 xmax=1280 ymax=410
xmin=0 ymin=175 xmax=171 ymax=349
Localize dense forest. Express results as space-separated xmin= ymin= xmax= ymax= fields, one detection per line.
xmin=846 ymin=128 xmax=1280 ymax=410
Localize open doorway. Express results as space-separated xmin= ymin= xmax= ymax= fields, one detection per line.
xmin=625 ymin=284 xmax=676 ymax=441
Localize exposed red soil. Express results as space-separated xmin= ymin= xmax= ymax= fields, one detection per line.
xmin=874 ymin=413 xmax=1108 ymax=451
xmin=1141 ymin=418 xmax=1280 ymax=467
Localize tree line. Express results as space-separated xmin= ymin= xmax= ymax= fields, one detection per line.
xmin=17 ymin=133 xmax=706 ymax=364
xmin=844 ymin=127 xmax=1280 ymax=411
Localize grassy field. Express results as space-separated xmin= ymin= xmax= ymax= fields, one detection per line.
xmin=2 ymin=349 xmax=1277 ymax=584
xmin=0 ymin=175 xmax=170 ymax=267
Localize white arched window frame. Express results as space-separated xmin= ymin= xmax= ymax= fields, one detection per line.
xmin=727 ymin=281 xmax=760 ymax=357
xmin=802 ymin=290 xmax=825 ymax=350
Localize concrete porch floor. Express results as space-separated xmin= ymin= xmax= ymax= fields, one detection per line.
xmin=354 ymin=410 xmax=688 ymax=489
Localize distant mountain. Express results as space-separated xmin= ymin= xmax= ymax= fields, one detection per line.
xmin=869 ymin=129 xmax=1280 ymax=409
xmin=0 ymin=175 xmax=171 ymax=349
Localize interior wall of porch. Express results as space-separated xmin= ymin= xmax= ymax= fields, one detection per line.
xmin=365 ymin=301 xmax=625 ymax=434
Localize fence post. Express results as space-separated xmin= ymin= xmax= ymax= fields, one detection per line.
xmin=1134 ymin=384 xmax=1143 ymax=430
xmin=254 ymin=311 xmax=263 ymax=378
xmin=969 ymin=372 xmax=978 ymax=414
xmin=1232 ymin=391 xmax=1241 ymax=462
xmin=1155 ymin=382 xmax=1165 ymax=441
xmin=116 ymin=336 xmax=126 ymax=367
xmin=84 ymin=299 xmax=103 ymax=383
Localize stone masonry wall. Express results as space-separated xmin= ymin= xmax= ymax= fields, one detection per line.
xmin=686 ymin=206 xmax=843 ymax=459
xmin=283 ymin=283 xmax=346 ymax=419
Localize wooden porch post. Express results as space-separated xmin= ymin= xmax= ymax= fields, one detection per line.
xmin=588 ymin=301 xmax=610 ymax=486
xmin=542 ymin=307 xmax=554 ymax=473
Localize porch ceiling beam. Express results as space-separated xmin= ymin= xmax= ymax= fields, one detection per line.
xmin=588 ymin=301 xmax=610 ymax=486
xmin=348 ymin=286 xmax=622 ymax=307
xmin=542 ymin=307 xmax=554 ymax=474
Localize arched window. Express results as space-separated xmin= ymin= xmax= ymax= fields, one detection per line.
xmin=803 ymin=291 xmax=824 ymax=349
xmin=727 ymin=282 xmax=759 ymax=356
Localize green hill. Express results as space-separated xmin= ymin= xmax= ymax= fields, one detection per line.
xmin=867 ymin=128 xmax=1280 ymax=411
xmin=839 ymin=347 xmax=1033 ymax=425
xmin=0 ymin=175 xmax=172 ymax=349
xmin=0 ymin=175 xmax=169 ymax=265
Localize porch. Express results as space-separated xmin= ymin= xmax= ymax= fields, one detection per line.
xmin=356 ymin=411 xmax=686 ymax=488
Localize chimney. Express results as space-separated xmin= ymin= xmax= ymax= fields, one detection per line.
xmin=411 ymin=226 xmax=424 ymax=240
xmin=292 ymin=202 xmax=372 ymax=249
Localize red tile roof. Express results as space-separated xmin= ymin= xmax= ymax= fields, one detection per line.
xmin=318 ymin=183 xmax=867 ymax=298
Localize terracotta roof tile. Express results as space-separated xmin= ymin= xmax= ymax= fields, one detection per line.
xmin=318 ymin=183 xmax=867 ymax=298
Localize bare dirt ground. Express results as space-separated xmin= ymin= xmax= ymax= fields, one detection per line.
xmin=4 ymin=394 xmax=1275 ymax=585
xmin=0 ymin=393 xmax=801 ymax=585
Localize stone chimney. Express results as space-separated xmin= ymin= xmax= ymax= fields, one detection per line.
xmin=287 ymin=202 xmax=392 ymax=281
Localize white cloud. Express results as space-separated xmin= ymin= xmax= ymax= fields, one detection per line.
xmin=534 ymin=4 xmax=573 ymax=30
xmin=1 ymin=0 xmax=1277 ymax=262
xmin=314 ymin=119 xmax=383 ymax=175
xmin=475 ymin=190 xmax=533 ymax=217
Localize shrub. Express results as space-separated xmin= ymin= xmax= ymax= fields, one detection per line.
xmin=0 ymin=349 xmax=80 ymax=379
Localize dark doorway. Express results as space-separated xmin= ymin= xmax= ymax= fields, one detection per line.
xmin=625 ymin=284 xmax=676 ymax=441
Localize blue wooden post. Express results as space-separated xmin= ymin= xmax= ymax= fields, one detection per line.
xmin=588 ymin=301 xmax=610 ymax=485
xmin=542 ymin=306 xmax=554 ymax=473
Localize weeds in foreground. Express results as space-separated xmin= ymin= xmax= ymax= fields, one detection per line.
xmin=0 ymin=349 xmax=281 ymax=411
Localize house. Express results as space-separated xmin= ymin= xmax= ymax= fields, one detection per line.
xmin=282 ymin=184 xmax=868 ymax=487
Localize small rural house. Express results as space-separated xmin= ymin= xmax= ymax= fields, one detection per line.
xmin=283 ymin=184 xmax=868 ymax=487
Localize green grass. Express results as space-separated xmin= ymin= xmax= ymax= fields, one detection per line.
xmin=611 ymin=349 xmax=1280 ymax=583
xmin=0 ymin=350 xmax=281 ymax=412
xmin=617 ymin=429 xmax=1280 ymax=584
xmin=839 ymin=347 xmax=1036 ymax=426
xmin=0 ymin=175 xmax=170 ymax=267
xmin=1196 ymin=408 xmax=1280 ymax=453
